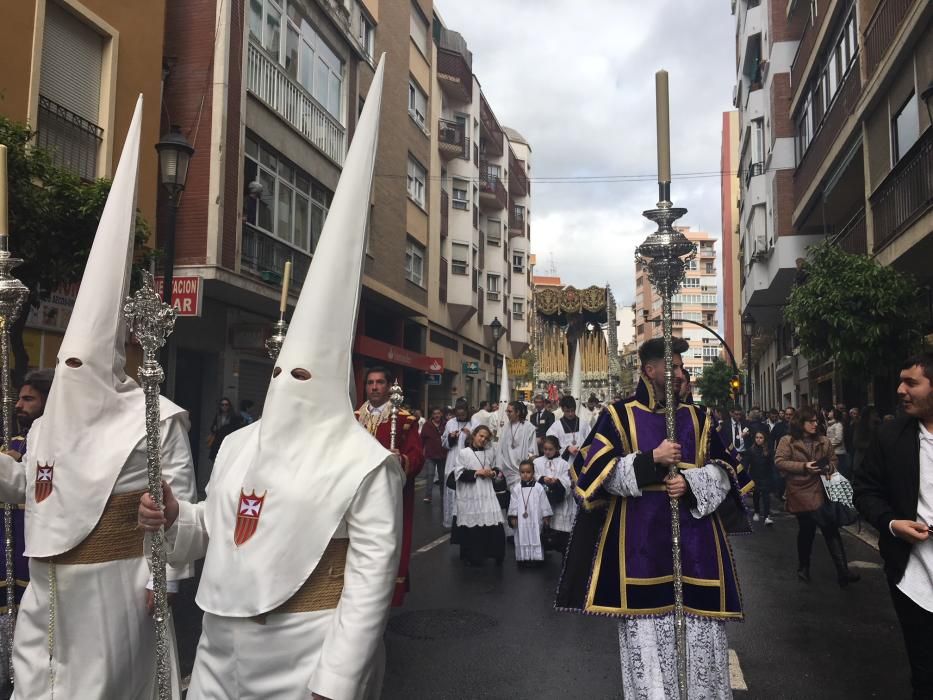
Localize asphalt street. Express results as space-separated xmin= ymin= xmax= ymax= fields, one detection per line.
xmin=173 ymin=475 xmax=912 ymax=699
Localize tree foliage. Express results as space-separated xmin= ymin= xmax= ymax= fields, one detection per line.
xmin=695 ymin=357 xmax=735 ymax=410
xmin=784 ymin=241 xmax=923 ymax=381
xmin=1 ymin=116 xmax=151 ymax=383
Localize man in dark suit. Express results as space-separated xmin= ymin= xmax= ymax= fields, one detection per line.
xmin=530 ymin=394 xmax=555 ymax=453
xmin=718 ymin=408 xmax=748 ymax=458
xmin=769 ymin=406 xmax=795 ymax=498
xmin=854 ymin=352 xmax=933 ymax=698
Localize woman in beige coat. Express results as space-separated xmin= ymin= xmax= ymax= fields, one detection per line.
xmin=775 ymin=406 xmax=860 ymax=587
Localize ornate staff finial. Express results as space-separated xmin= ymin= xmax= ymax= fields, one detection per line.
xmin=123 ymin=270 xmax=176 ymax=700
xmin=388 ymin=381 xmax=404 ymax=452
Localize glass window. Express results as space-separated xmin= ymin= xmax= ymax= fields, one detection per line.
xmin=277 ymin=183 xmax=293 ymax=243
xmin=487 ymin=219 xmax=501 ymax=245
xmin=407 ymin=156 xmax=426 ymax=206
xmin=512 ymin=252 xmax=525 ymax=273
xmin=285 ymin=22 xmax=299 ymax=80
xmin=248 ymin=0 xmax=263 ymax=41
xmin=258 ymin=167 xmax=276 ymax=232
xmin=512 ymin=298 xmax=525 ymax=319
xmin=892 ymin=92 xmax=920 ymax=163
xmin=487 ymin=274 xmax=500 ymax=295
xmin=408 ymin=80 xmax=427 ymax=128
xmin=294 ymin=192 xmax=309 ymax=250
xmin=405 ymin=239 xmax=424 ymax=286
xmin=452 ymin=180 xmax=469 ymax=210
xmin=298 ymin=39 xmax=313 ymax=94
xmin=359 ymin=13 xmax=374 ymax=59
xmin=310 ymin=204 xmax=326 ymax=251
xmin=451 ymin=242 xmax=469 ymax=275
xmin=409 ymin=3 xmax=428 ymax=56
xmin=264 ymin=2 xmax=282 ymax=60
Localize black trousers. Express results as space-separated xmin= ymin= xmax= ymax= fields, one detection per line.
xmin=890 ymin=583 xmax=933 ymax=699
xmin=795 ymin=511 xmax=841 ymax=566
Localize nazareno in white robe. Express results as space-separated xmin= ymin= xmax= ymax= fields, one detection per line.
xmin=163 ymin=456 xmax=401 ymax=700
xmin=607 ymin=452 xmax=735 ymax=700
xmin=0 ymin=415 xmax=195 ymax=700
xmin=533 ymin=455 xmax=574 ymax=533
xmin=507 ymin=482 xmax=552 ymax=561
xmin=442 ymin=418 xmax=471 ymax=528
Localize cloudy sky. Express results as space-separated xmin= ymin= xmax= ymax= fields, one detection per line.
xmin=437 ymin=0 xmax=737 ymax=305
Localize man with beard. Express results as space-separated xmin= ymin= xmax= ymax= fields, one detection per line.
xmin=855 ymin=353 xmax=933 ymax=697
xmin=0 ymin=370 xmax=53 ymax=694
xmin=356 ymin=366 xmax=424 ymax=607
xmin=557 ymin=337 xmax=751 ymax=698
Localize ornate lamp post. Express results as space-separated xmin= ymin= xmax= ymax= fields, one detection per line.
xmin=742 ymin=311 xmax=756 ymax=410
xmin=634 ymin=70 xmax=696 ymax=700
xmin=155 ymin=126 xmax=194 ymax=387
xmin=490 ymin=316 xmax=504 ymax=404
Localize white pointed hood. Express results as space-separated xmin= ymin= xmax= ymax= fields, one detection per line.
xmin=26 ymin=96 xmax=185 ymax=557
xmin=570 ymin=339 xmax=591 ymax=426
xmin=197 ymin=57 xmax=396 ymax=617
xmin=499 ymin=356 xmax=510 ymax=406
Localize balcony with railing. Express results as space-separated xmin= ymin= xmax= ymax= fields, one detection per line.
xmin=440 ymin=189 xmax=449 ymax=238
xmin=246 ymin=39 xmax=346 ymax=165
xmin=509 ymin=150 xmax=529 ymax=197
xmin=831 ymin=207 xmax=867 ymax=254
xmin=794 ymin=64 xmax=862 ymax=206
xmin=241 ymin=225 xmax=311 ymax=289
xmin=479 ymin=162 xmax=507 ymax=211
xmin=509 ymin=204 xmax=525 ymax=236
xmin=871 ymin=128 xmax=932 ymax=251
xmin=438 ymin=119 xmax=469 ymax=160
xmin=36 ymin=95 xmax=103 ymax=181
xmin=790 ymin=0 xmax=830 ymax=93
xmin=479 ymin=95 xmax=504 ymax=157
xmin=864 ymin=0 xmax=919 ymax=78
xmin=437 ymin=29 xmax=473 ymax=103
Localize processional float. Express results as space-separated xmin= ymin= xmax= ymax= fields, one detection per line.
xmin=634 ymin=70 xmax=697 ymax=700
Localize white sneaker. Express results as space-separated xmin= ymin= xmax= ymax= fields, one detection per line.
xmin=765 ymin=517 xmax=774 ymax=526
xmin=752 ymin=513 xmax=760 ymax=522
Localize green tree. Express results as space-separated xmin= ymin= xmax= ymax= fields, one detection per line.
xmin=695 ymin=357 xmax=735 ymax=410
xmin=1 ymin=116 xmax=151 ymax=383
xmin=784 ymin=241 xmax=923 ymax=382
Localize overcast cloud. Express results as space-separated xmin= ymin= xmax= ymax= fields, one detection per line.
xmin=436 ymin=0 xmax=737 ymax=304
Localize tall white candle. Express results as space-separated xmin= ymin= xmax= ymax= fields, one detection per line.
xmin=655 ymin=70 xmax=671 ymax=184
xmin=279 ymin=260 xmax=292 ymax=315
xmin=0 ymin=145 xmax=8 ymax=237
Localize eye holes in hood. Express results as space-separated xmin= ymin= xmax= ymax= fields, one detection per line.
xmin=272 ymin=367 xmax=282 ymax=378
xmin=65 ymin=358 xmax=83 ymax=368
xmin=271 ymin=367 xmax=311 ymax=381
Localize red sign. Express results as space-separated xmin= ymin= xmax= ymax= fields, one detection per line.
xmin=354 ymin=335 xmax=444 ymax=373
xmin=155 ymin=276 xmax=203 ymax=317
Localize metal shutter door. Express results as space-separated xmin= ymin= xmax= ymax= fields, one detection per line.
xmin=238 ymin=358 xmax=274 ymax=416
xmin=40 ymin=1 xmax=103 ymax=123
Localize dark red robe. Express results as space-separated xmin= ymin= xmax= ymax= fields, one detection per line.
xmin=355 ymin=407 xmax=424 ymax=606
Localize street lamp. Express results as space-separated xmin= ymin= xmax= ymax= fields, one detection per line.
xmin=155 ymin=125 xmax=194 ymax=309
xmin=155 ymin=125 xmax=194 ymax=392
xmin=490 ymin=316 xmax=504 ymax=403
xmin=742 ymin=311 xmax=755 ymax=410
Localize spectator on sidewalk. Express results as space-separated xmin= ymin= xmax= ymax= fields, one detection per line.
xmin=421 ymin=407 xmax=448 ymax=503
xmin=770 ymin=406 xmax=795 ymax=501
xmin=845 ymin=406 xmax=860 ymax=456
xmin=852 ymin=406 xmax=881 ymax=475
xmin=775 ymin=406 xmax=859 ymax=587
xmin=747 ymin=429 xmax=774 ymax=526
xmin=827 ymin=408 xmax=850 ymax=478
xmin=854 ymin=352 xmax=933 ymax=699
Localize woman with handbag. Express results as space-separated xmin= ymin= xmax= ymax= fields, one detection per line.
xmin=453 ymin=425 xmax=506 ymax=566
xmin=775 ymin=406 xmax=860 ymax=587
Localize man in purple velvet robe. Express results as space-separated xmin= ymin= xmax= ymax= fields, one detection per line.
xmin=557 ymin=337 xmax=752 ymax=698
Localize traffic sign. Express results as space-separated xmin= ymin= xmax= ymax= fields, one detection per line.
xmin=425 ymin=374 xmax=442 ymax=385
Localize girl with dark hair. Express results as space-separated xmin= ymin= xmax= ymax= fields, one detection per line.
xmin=208 ymin=396 xmax=243 ymax=461
xmin=747 ymin=430 xmax=774 ymax=526
xmin=454 ymin=426 xmax=506 ymax=566
xmin=534 ymin=435 xmax=573 ymax=553
xmin=776 ymin=406 xmax=859 ymax=586
xmin=498 ymin=400 xmax=537 ymax=488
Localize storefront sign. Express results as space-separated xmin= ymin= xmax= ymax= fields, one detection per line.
xmin=463 ymin=361 xmax=480 ymax=375
xmin=230 ymin=324 xmax=271 ymax=351
xmin=425 ymin=373 xmax=442 ymax=385
xmin=27 ymin=282 xmax=79 ymax=332
xmin=155 ymin=276 xmax=203 ymax=317
xmin=354 ymin=335 xmax=443 ymax=372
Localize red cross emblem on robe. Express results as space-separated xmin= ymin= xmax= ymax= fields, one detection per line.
xmin=35 ymin=463 xmax=54 ymax=503
xmin=234 ymin=489 xmax=266 ymax=546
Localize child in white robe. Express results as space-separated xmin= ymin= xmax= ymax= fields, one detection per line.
xmin=534 ymin=436 xmax=574 ymax=554
xmin=454 ymin=425 xmax=506 ymax=566
xmin=508 ymin=460 xmax=552 ymax=566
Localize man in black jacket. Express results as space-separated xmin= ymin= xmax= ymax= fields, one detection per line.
xmin=854 ymin=352 xmax=933 ymax=698
xmin=530 ymin=394 xmax=555 ymax=453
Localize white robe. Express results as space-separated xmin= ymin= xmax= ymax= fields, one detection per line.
xmin=607 ymin=453 xmax=734 ymax=700
xmin=453 ymin=448 xmax=502 ymax=528
xmin=164 ymin=462 xmax=401 ymax=700
xmin=507 ymin=482 xmax=552 ymax=561
xmin=442 ymin=419 xmax=471 ymax=528
xmin=533 ymin=455 xmax=574 ymax=533
xmin=0 ymin=416 xmax=194 ymax=700
xmin=546 ymin=416 xmax=585 ymax=458
xmin=497 ymin=421 xmax=537 ymax=488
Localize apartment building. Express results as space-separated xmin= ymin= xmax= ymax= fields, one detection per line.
xmin=720 ymin=110 xmax=743 ymax=366
xmin=634 ymin=227 xmax=723 ymax=399
xmin=426 ymin=16 xmax=532 ymax=409
xmin=733 ymin=0 xmax=931 ymax=411
xmin=1 ymin=0 xmax=167 ymax=368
